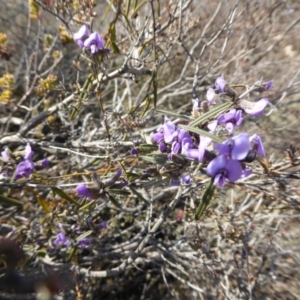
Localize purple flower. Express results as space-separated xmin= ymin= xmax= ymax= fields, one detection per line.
xmin=244 ymin=98 xmax=269 ymax=116
xmin=84 ymin=32 xmax=105 ymax=53
xmin=163 ymin=122 xmax=176 ymax=143
xmin=181 ymin=173 xmax=192 ymax=184
xmin=207 ymin=88 xmax=216 ymax=104
xmin=215 ymin=77 xmax=227 ymax=93
xmin=186 ymin=135 xmax=211 ymax=162
xmin=100 ymin=221 xmax=107 ymax=229
xmin=73 ymin=24 xmax=90 ymax=48
xmin=217 ymin=109 xmax=243 ymax=133
xmin=264 ymin=80 xmax=273 ymax=91
xmin=76 ymin=184 xmax=93 ymax=200
xmin=24 ymin=143 xmax=34 ymax=160
xmin=77 ymin=238 xmax=91 ymax=248
xmin=131 ymin=148 xmax=138 ymax=155
xmin=215 ymin=133 xmax=250 ymax=160
xmin=15 ymin=160 xmax=34 ymax=179
xmin=207 ymin=155 xmax=242 ymax=188
xmin=1 ymin=149 xmax=9 ymax=162
xmin=41 ymin=158 xmax=49 ymax=167
xmin=54 ymin=232 xmax=71 ymax=247
xmin=151 ymin=131 xmax=164 ymax=144
xmin=249 ymin=134 xmax=265 ymax=156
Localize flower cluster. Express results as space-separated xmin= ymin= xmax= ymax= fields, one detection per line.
xmin=73 ymin=24 xmax=105 ymax=54
xmin=147 ymin=77 xmax=272 ymax=188
xmin=1 ymin=143 xmax=48 ymax=180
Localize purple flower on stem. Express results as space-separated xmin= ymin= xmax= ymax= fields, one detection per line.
xmin=217 ymin=109 xmax=243 ymax=133
xmin=84 ymin=32 xmax=105 ymax=53
xmin=250 ymin=134 xmax=265 ymax=156
xmin=1 ymin=149 xmax=9 ymax=162
xmin=206 ymin=88 xmax=216 ymax=104
xmin=215 ymin=133 xmax=250 ymax=160
xmin=54 ymin=232 xmax=71 ymax=247
xmin=244 ymin=98 xmax=269 ymax=116
xmin=24 ymin=143 xmax=34 ymax=160
xmin=77 ymin=238 xmax=91 ymax=248
xmin=186 ymin=135 xmax=211 ymax=162
xmin=207 ymin=155 xmax=242 ymax=188
xmin=264 ymin=80 xmax=273 ymax=91
xmin=41 ymin=158 xmax=49 ymax=167
xmin=215 ymin=77 xmax=227 ymax=93
xmin=76 ymin=184 xmax=93 ymax=200
xmin=15 ymin=160 xmax=34 ymax=179
xmin=181 ymin=173 xmax=192 ymax=184
xmin=73 ymin=24 xmax=90 ymax=48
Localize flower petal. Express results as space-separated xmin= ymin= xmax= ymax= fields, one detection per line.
xmin=225 ymin=159 xmax=242 ymax=182
xmin=244 ymin=98 xmax=269 ymax=116
xmin=206 ymin=88 xmax=216 ymax=104
xmin=215 ymin=77 xmax=227 ymax=93
xmin=207 ymin=155 xmax=227 ymax=177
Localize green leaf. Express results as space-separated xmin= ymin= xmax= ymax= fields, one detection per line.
xmin=139 ymin=154 xmax=172 ymax=165
xmin=108 ymin=194 xmax=121 ymax=207
xmin=108 ymin=189 xmax=131 ymax=196
xmin=179 ymin=124 xmax=223 ymax=143
xmin=152 ymin=70 xmax=158 ymax=108
xmin=125 ymin=0 xmax=131 ymax=16
xmin=140 ymin=96 xmax=152 ymax=118
xmin=189 ymin=102 xmax=233 ymax=127
xmin=156 ymin=109 xmax=190 ymax=121
xmin=195 ymin=178 xmax=215 ymax=220
xmin=0 ymin=194 xmax=22 ymax=206
xmin=76 ymin=230 xmax=93 ymax=242
xmin=128 ymin=186 xmax=149 ymax=204
xmin=142 ymin=176 xmax=170 ymax=188
xmin=52 ymin=187 xmax=81 ymax=207
xmin=131 ymin=0 xmax=148 ymax=18
xmin=37 ymin=195 xmax=50 ymax=213
xmin=138 ymin=144 xmax=158 ymax=153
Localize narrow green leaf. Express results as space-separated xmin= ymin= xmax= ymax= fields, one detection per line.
xmin=140 ymin=96 xmax=152 ymax=117
xmin=131 ymin=0 xmax=148 ymax=18
xmin=152 ymin=70 xmax=158 ymax=108
xmin=139 ymin=154 xmax=172 ymax=165
xmin=37 ymin=195 xmax=50 ymax=213
xmin=128 ymin=186 xmax=149 ymax=204
xmin=179 ymin=124 xmax=223 ymax=143
xmin=189 ymin=102 xmax=233 ymax=127
xmin=138 ymin=144 xmax=158 ymax=153
xmin=108 ymin=189 xmax=131 ymax=196
xmin=101 ymin=0 xmax=116 ymax=22
xmin=52 ymin=187 xmax=81 ymax=207
xmin=195 ymin=178 xmax=215 ymax=220
xmin=108 ymin=194 xmax=121 ymax=207
xmin=142 ymin=176 xmax=170 ymax=188
xmin=76 ymin=230 xmax=93 ymax=242
xmin=125 ymin=0 xmax=131 ymax=16
xmin=0 ymin=194 xmax=22 ymax=206
xmin=156 ymin=109 xmax=190 ymax=120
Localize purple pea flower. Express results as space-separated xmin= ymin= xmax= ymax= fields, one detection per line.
xmin=84 ymin=32 xmax=105 ymax=54
xmin=206 ymin=88 xmax=216 ymax=104
xmin=1 ymin=149 xmax=9 ymax=162
xmin=73 ymin=24 xmax=90 ymax=48
xmin=215 ymin=77 xmax=227 ymax=93
xmin=24 ymin=143 xmax=34 ymax=160
xmin=244 ymin=98 xmax=269 ymax=116
xmin=264 ymin=80 xmax=273 ymax=91
xmin=76 ymin=184 xmax=93 ymax=200
xmin=15 ymin=160 xmax=34 ymax=179
xmin=207 ymin=155 xmax=242 ymax=188
xmin=181 ymin=173 xmax=192 ymax=184
xmin=249 ymin=134 xmax=265 ymax=156
xmin=77 ymin=238 xmax=91 ymax=248
xmin=186 ymin=135 xmax=211 ymax=162
xmin=41 ymin=158 xmax=49 ymax=167
xmin=217 ymin=109 xmax=243 ymax=133
xmin=54 ymin=232 xmax=71 ymax=247
xmin=215 ymin=133 xmax=250 ymax=160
